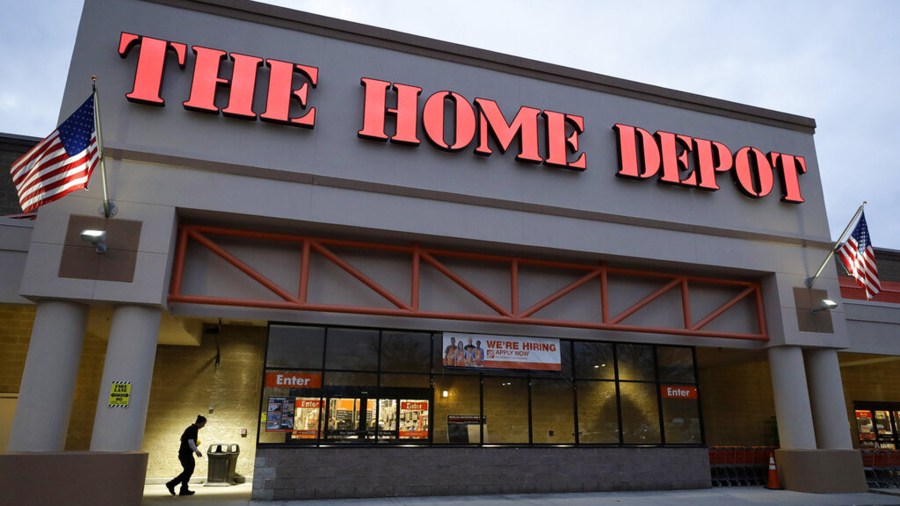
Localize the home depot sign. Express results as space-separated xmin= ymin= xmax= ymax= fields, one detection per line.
xmin=118 ymin=32 xmax=808 ymax=203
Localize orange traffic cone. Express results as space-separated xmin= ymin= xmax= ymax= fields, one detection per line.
xmin=765 ymin=452 xmax=782 ymax=490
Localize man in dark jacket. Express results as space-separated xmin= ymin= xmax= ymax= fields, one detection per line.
xmin=165 ymin=415 xmax=207 ymax=496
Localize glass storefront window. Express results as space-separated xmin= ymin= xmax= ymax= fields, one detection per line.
xmin=576 ymin=381 xmax=619 ymax=444
xmin=620 ymin=382 xmax=661 ymax=444
xmin=616 ymin=344 xmax=655 ymax=381
xmin=573 ymin=342 xmax=615 ymax=380
xmin=483 ymin=377 xmax=529 ymax=444
xmin=324 ymin=371 xmax=377 ymax=387
xmin=381 ymin=331 xmax=431 ymax=372
xmin=433 ymin=375 xmax=481 ymax=444
xmin=532 ymin=378 xmax=575 ymax=444
xmin=266 ymin=325 xmax=324 ymax=368
xmin=661 ymin=395 xmax=701 ymax=444
xmin=379 ymin=373 xmax=430 ymax=388
xmin=656 ymin=346 xmax=695 ymax=383
xmin=261 ymin=324 xmax=703 ymax=448
xmin=325 ymin=328 xmax=379 ymax=371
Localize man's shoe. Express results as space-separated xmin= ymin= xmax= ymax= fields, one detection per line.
xmin=165 ymin=482 xmax=176 ymax=496
xmin=179 ymin=489 xmax=196 ymax=496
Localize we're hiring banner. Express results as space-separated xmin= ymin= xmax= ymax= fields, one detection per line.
xmin=442 ymin=333 xmax=561 ymax=371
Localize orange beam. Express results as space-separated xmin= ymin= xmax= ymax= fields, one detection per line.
xmin=187 ymin=229 xmax=299 ymax=303
xmin=309 ymin=240 xmax=411 ymax=310
xmin=169 ymin=226 xmax=189 ymax=297
xmin=609 ymin=278 xmax=682 ymax=325
xmin=519 ymin=268 xmax=603 ymax=318
xmin=690 ymin=286 xmax=756 ymax=332
xmin=169 ymin=225 xmax=769 ymax=341
xmin=419 ymin=251 xmax=512 ymax=318
xmin=167 ymin=293 xmax=768 ymax=341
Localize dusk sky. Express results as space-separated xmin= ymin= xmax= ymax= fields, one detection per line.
xmin=2 ymin=1 xmax=897 ymax=250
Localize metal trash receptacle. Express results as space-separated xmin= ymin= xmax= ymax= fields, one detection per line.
xmin=205 ymin=443 xmax=240 ymax=486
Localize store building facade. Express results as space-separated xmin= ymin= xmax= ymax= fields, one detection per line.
xmin=2 ymin=0 xmax=900 ymax=503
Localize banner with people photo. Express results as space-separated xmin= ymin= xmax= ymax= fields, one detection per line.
xmin=442 ymin=333 xmax=561 ymax=371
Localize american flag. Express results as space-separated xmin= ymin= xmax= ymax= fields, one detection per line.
xmin=837 ymin=212 xmax=881 ymax=299
xmin=10 ymin=95 xmax=100 ymax=213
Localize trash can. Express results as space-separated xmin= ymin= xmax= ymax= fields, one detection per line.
xmin=205 ymin=443 xmax=240 ymax=486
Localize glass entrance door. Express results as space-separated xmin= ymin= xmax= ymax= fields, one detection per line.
xmin=321 ymin=388 xmax=431 ymax=443
xmin=327 ymin=397 xmax=364 ymax=440
xmin=854 ymin=403 xmax=900 ymax=449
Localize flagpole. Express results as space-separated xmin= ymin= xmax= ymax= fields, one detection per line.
xmin=806 ymin=201 xmax=866 ymax=289
xmin=92 ymin=75 xmax=114 ymax=218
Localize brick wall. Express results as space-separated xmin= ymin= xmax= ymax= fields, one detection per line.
xmin=143 ymin=325 xmax=266 ymax=481
xmin=252 ymin=446 xmax=710 ymax=500
xmin=0 ymin=304 xmax=35 ymax=394
xmin=698 ymin=359 xmax=776 ymax=446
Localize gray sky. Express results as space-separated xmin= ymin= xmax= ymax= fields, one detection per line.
xmin=2 ymin=1 xmax=897 ymax=250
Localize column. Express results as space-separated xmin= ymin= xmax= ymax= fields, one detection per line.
xmin=805 ymin=348 xmax=854 ymax=449
xmin=767 ymin=345 xmax=817 ymax=449
xmin=8 ymin=300 xmax=88 ymax=451
xmin=89 ymin=305 xmax=161 ymax=452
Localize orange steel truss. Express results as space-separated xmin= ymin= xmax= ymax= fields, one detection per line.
xmin=168 ymin=225 xmax=769 ymax=341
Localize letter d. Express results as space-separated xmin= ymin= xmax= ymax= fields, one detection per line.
xmin=613 ymin=124 xmax=660 ymax=179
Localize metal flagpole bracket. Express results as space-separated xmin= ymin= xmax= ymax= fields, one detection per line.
xmin=99 ymin=202 xmax=118 ymax=217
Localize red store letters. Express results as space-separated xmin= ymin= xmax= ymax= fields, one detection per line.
xmin=116 ymin=32 xmax=808 ymax=203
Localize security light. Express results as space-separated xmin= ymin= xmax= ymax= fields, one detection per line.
xmin=811 ymin=299 xmax=838 ymax=313
xmin=79 ymin=229 xmax=107 ymax=254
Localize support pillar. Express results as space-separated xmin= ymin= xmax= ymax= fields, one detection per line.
xmin=89 ymin=305 xmax=161 ymax=452
xmin=8 ymin=300 xmax=87 ymax=452
xmin=768 ymin=346 xmax=867 ymax=493
xmin=767 ymin=345 xmax=817 ymax=449
xmin=804 ymin=348 xmax=854 ymax=449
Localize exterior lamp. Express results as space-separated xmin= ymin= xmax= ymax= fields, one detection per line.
xmin=442 ymin=390 xmax=449 ymax=398
xmin=79 ymin=229 xmax=107 ymax=253
xmin=811 ymin=299 xmax=838 ymax=313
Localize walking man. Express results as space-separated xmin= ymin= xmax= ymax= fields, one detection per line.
xmin=166 ymin=415 xmax=207 ymax=496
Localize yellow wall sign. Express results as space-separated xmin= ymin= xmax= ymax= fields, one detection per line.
xmin=108 ymin=381 xmax=131 ymax=408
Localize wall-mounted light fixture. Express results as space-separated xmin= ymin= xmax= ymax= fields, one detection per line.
xmin=79 ymin=229 xmax=107 ymax=253
xmin=441 ymin=390 xmax=449 ymax=398
xmin=811 ymin=299 xmax=838 ymax=313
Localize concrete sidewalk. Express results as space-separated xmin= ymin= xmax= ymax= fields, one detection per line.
xmin=142 ymin=483 xmax=900 ymax=506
